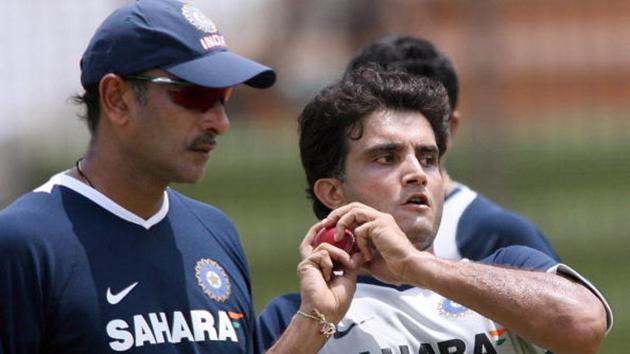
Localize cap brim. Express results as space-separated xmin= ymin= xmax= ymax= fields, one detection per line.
xmin=164 ymin=50 xmax=276 ymax=89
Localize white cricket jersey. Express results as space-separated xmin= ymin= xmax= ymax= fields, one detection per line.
xmin=256 ymin=247 xmax=613 ymax=354
xmin=433 ymin=183 xmax=478 ymax=259
xmin=319 ymin=280 xmax=543 ymax=354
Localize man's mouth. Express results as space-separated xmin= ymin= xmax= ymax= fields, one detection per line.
xmin=190 ymin=143 xmax=214 ymax=153
xmin=189 ymin=134 xmax=216 ymax=153
xmin=404 ymin=194 xmax=429 ymax=206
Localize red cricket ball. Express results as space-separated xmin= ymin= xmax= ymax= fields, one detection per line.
xmin=311 ymin=227 xmax=359 ymax=255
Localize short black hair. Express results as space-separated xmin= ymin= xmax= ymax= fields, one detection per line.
xmin=72 ymin=76 xmax=148 ymax=136
xmin=299 ymin=65 xmax=450 ymax=219
xmin=347 ymin=35 xmax=459 ymax=111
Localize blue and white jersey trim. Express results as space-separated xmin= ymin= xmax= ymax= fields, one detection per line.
xmin=433 ymin=183 xmax=477 ymax=259
xmin=34 ymin=171 xmax=169 ymax=229
xmin=433 ymin=182 xmax=560 ymax=262
xmin=547 ymin=263 xmax=614 ymax=334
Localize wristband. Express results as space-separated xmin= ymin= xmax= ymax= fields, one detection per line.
xmin=296 ymin=308 xmax=337 ymax=338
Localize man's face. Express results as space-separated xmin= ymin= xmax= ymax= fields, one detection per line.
xmin=122 ymin=69 xmax=231 ymax=185
xmin=339 ymin=110 xmax=444 ymax=250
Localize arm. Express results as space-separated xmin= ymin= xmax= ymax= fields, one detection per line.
xmin=406 ymin=252 xmax=606 ymax=354
xmin=324 ymin=202 xmax=607 ymax=354
xmin=0 ymin=217 xmax=45 ymax=354
xmin=265 ymin=225 xmax=364 ymax=354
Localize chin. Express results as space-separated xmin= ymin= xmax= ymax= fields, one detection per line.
xmin=188 ymin=173 xmax=206 ymax=184
xmin=173 ymin=170 xmax=206 ymax=184
xmin=407 ymin=233 xmax=434 ymax=251
xmin=398 ymin=220 xmax=435 ymax=249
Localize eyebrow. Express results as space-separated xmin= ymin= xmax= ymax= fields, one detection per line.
xmin=417 ymin=145 xmax=439 ymax=155
xmin=364 ymin=142 xmax=403 ymax=157
xmin=364 ymin=143 xmax=439 ymax=156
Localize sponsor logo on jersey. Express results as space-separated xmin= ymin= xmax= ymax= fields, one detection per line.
xmin=195 ymin=258 xmax=231 ymax=302
xmin=106 ymin=309 xmax=243 ymax=351
xmin=437 ymin=298 xmax=470 ymax=318
xmin=333 ymin=316 xmax=375 ymax=339
xmin=348 ymin=332 xmax=498 ymax=354
xmin=106 ymin=282 xmax=139 ymax=305
xmin=417 ymin=333 xmax=498 ymax=354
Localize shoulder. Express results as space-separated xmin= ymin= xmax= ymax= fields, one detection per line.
xmin=461 ymin=193 xmax=537 ymax=233
xmin=1 ymin=188 xmax=62 ymax=218
xmin=167 ymin=189 xmax=238 ymax=233
xmin=0 ymin=188 xmax=82 ymax=296
xmin=167 ymin=190 xmax=247 ymax=268
xmin=453 ymin=186 xmax=560 ymax=261
xmin=0 ymin=190 xmax=71 ymax=248
xmin=168 ymin=189 xmax=230 ymax=218
xmin=257 ymin=293 xmax=301 ymax=323
xmin=477 ymin=245 xmax=558 ymax=271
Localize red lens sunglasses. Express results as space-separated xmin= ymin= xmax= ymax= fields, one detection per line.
xmin=125 ymin=75 xmax=233 ymax=112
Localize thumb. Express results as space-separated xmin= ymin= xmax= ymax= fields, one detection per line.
xmin=334 ymin=252 xmax=364 ymax=289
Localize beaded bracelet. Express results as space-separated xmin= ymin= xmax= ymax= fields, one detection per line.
xmin=296 ymin=308 xmax=337 ymax=338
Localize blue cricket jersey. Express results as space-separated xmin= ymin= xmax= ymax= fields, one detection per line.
xmin=433 ymin=183 xmax=560 ymax=261
xmin=0 ymin=172 xmax=254 ymax=353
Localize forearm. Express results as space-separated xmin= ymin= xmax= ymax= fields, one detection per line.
xmin=265 ymin=313 xmax=329 ymax=354
xmin=402 ymin=253 xmax=606 ymax=354
xmin=265 ymin=239 xmax=362 ymax=354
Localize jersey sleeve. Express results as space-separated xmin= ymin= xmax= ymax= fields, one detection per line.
xmin=0 ymin=225 xmax=46 ymax=354
xmin=457 ymin=195 xmax=561 ymax=262
xmin=479 ymin=246 xmax=613 ymax=334
xmin=547 ymin=264 xmax=614 ymax=334
xmin=254 ymin=293 xmax=301 ymax=353
xmin=477 ymin=245 xmax=558 ymax=271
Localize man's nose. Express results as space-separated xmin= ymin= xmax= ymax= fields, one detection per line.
xmin=402 ymin=155 xmax=428 ymax=186
xmin=200 ymin=103 xmax=230 ymax=135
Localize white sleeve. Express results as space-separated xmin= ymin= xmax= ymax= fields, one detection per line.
xmin=546 ymin=263 xmax=614 ymax=334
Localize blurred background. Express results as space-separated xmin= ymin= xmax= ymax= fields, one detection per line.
xmin=1 ymin=0 xmax=628 ymax=351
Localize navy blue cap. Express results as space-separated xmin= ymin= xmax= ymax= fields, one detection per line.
xmin=80 ymin=0 xmax=276 ymax=89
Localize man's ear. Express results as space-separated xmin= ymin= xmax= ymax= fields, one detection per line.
xmin=314 ymin=178 xmax=346 ymax=210
xmin=446 ymin=110 xmax=461 ymax=150
xmin=99 ymin=73 xmax=132 ymax=126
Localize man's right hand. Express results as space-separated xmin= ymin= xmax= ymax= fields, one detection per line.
xmin=297 ymin=224 xmax=364 ymax=324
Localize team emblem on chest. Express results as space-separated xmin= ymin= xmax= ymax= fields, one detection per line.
xmin=195 ymin=258 xmax=232 ymax=302
xmin=438 ymin=298 xmax=470 ymax=318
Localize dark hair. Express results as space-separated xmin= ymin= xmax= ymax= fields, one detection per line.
xmin=72 ymin=77 xmax=148 ymax=136
xmin=299 ymin=65 xmax=450 ymax=219
xmin=72 ymin=84 xmax=100 ymax=135
xmin=346 ymin=35 xmax=459 ymax=111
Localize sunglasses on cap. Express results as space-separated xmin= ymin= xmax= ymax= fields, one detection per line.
xmin=125 ymin=75 xmax=233 ymax=112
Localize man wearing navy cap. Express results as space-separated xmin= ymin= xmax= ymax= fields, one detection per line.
xmin=0 ymin=0 xmax=282 ymax=353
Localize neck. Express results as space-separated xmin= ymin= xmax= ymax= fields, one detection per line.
xmin=441 ymin=168 xmax=457 ymax=194
xmin=76 ymin=152 xmax=168 ymax=220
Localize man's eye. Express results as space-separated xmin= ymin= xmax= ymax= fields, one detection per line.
xmin=375 ymin=155 xmax=395 ymax=164
xmin=420 ymin=155 xmax=437 ymax=167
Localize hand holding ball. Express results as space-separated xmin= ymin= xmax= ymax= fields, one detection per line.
xmin=311 ymin=227 xmax=359 ymax=255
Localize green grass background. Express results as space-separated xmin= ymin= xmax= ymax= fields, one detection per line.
xmin=7 ymin=117 xmax=628 ymax=352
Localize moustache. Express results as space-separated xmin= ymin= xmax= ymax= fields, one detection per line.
xmin=189 ymin=133 xmax=217 ymax=150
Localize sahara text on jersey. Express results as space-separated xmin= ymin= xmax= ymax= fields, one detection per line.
xmin=354 ymin=332 xmax=502 ymax=354
xmin=107 ymin=309 xmax=241 ymax=351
